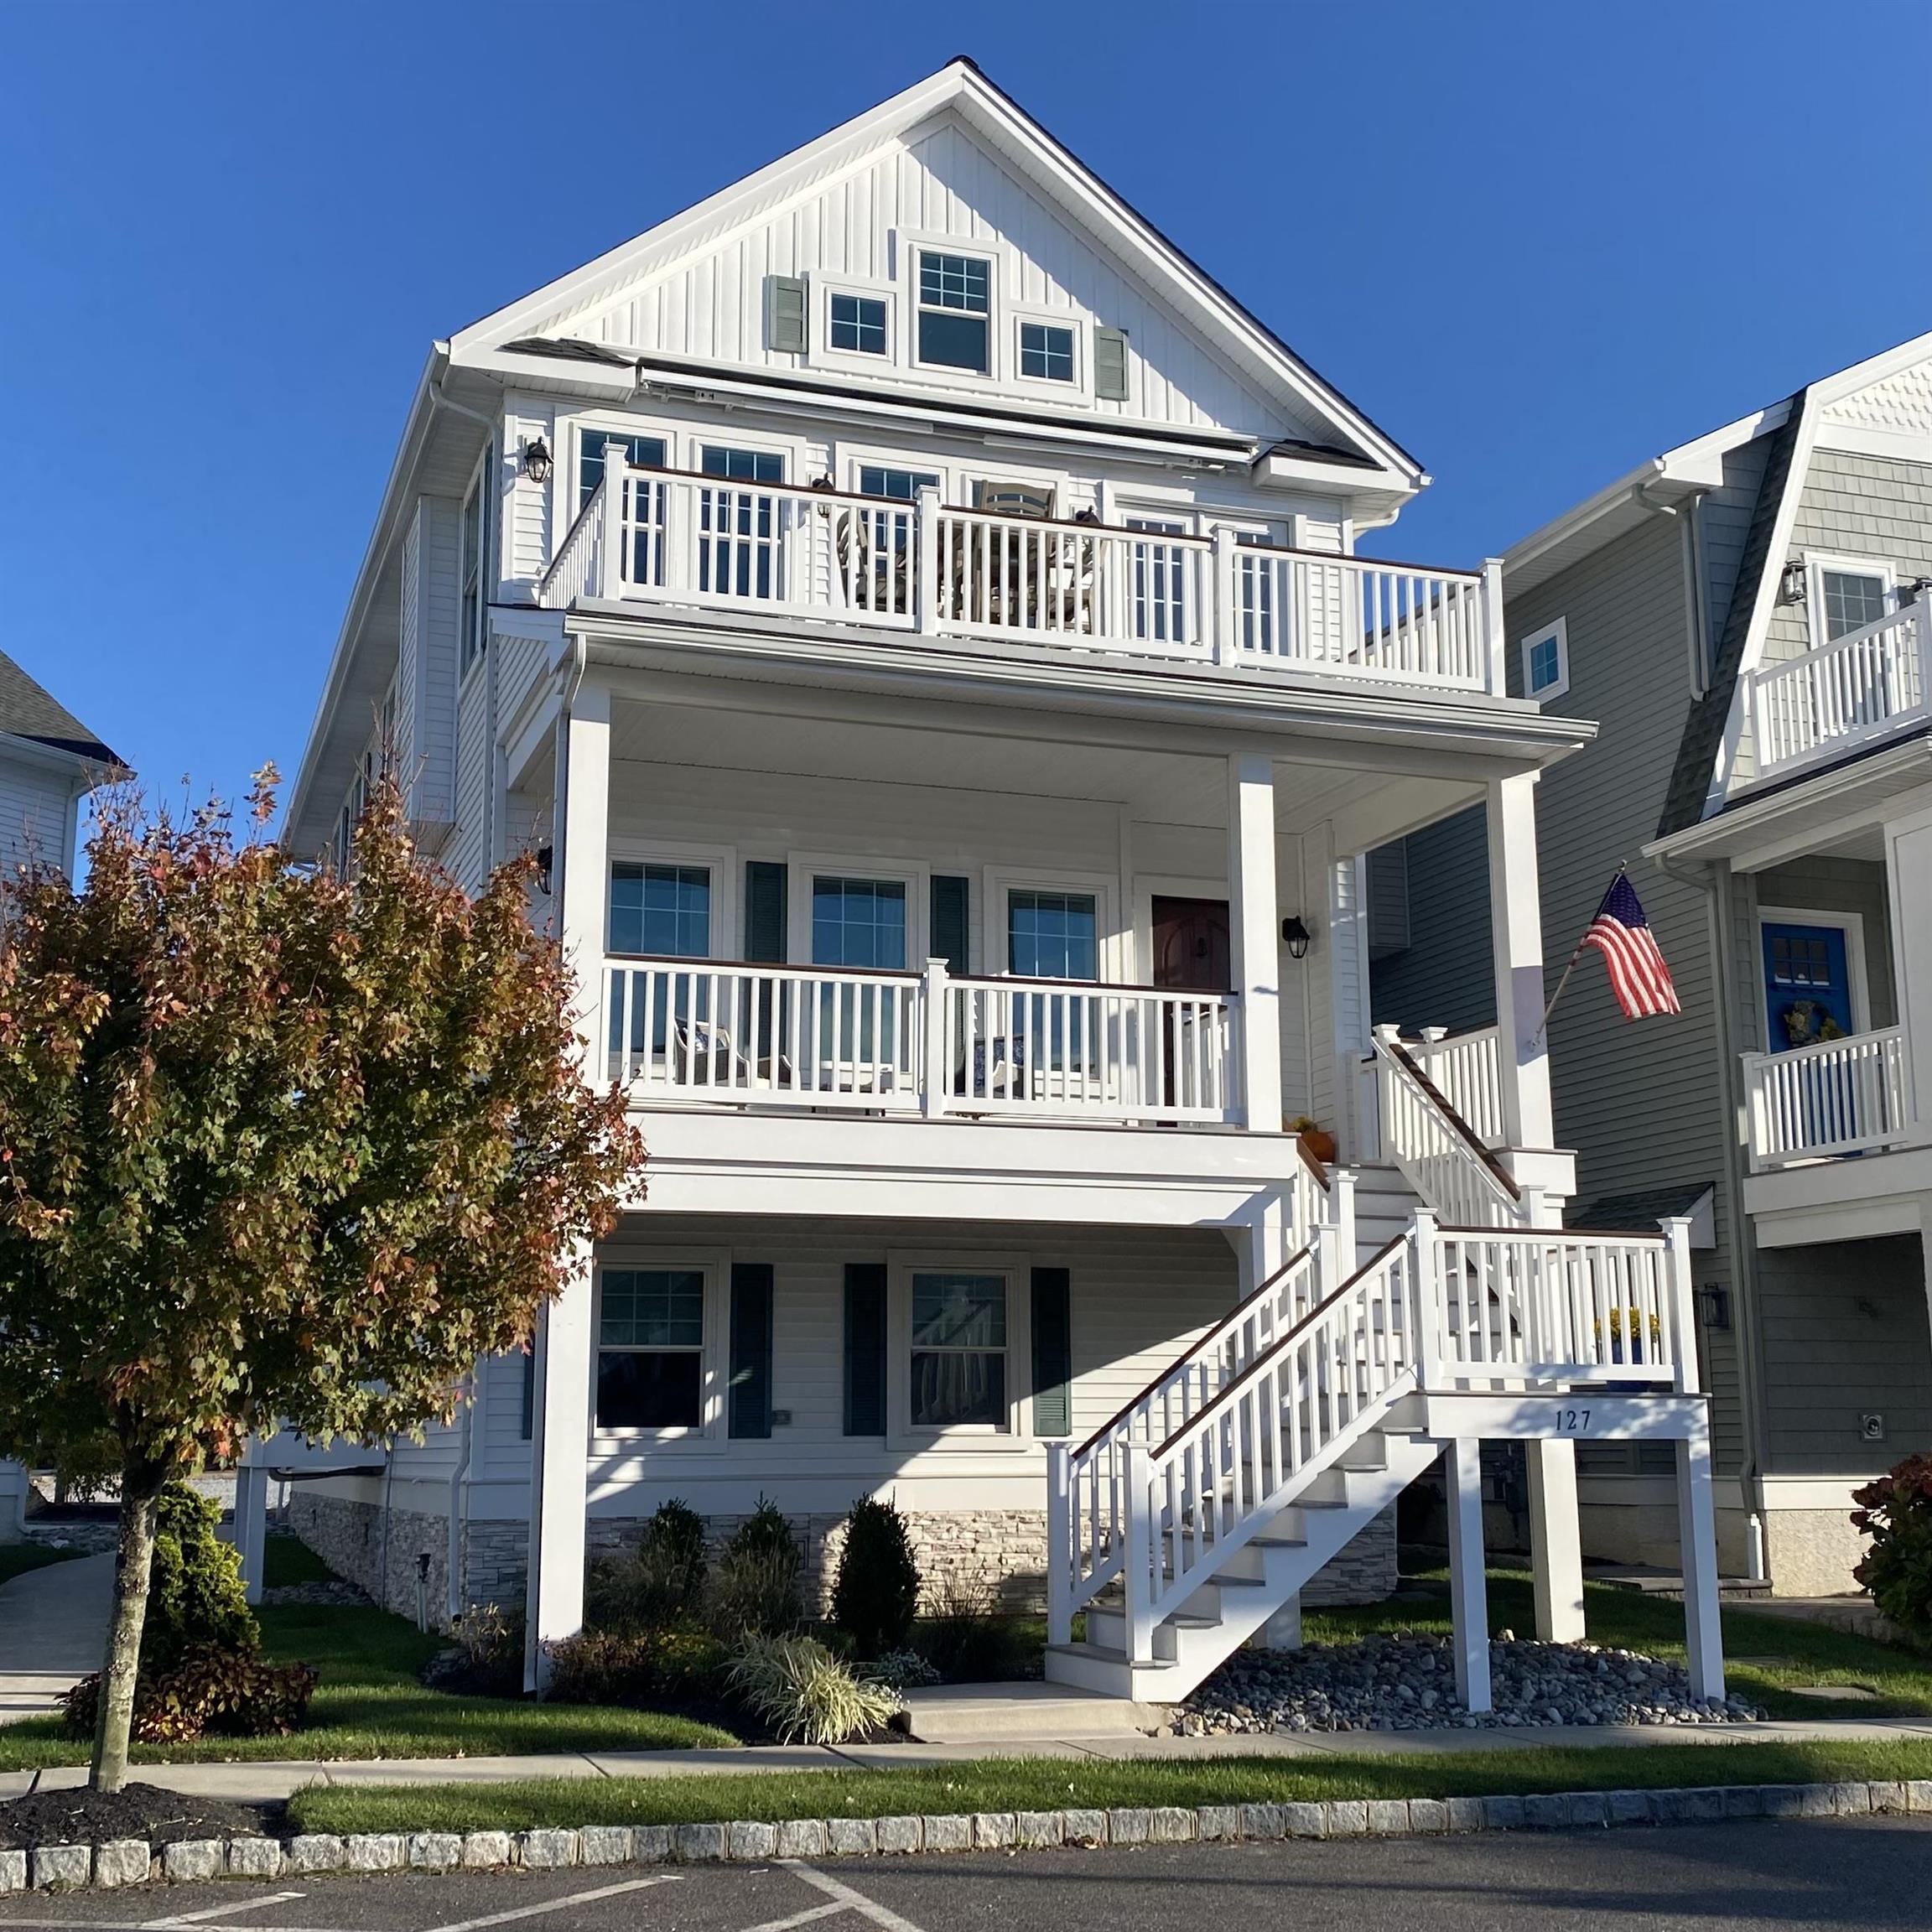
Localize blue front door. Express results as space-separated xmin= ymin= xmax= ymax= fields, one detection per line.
xmin=1762 ymin=922 xmax=1856 ymax=1051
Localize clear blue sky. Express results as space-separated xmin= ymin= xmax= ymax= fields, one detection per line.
xmin=3 ymin=0 xmax=1928 ymax=815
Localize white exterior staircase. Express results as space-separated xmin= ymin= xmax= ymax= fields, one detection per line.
xmin=1043 ymin=1029 xmax=1706 ymax=1703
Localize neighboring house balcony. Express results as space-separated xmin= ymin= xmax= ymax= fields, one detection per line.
xmin=536 ymin=454 xmax=1506 ymax=697
xmin=1742 ymin=600 xmax=1929 ymax=786
xmin=1743 ymin=1026 xmax=1914 ymax=1171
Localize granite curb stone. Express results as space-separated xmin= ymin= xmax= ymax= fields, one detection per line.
xmin=27 ymin=1776 xmax=1932 ymax=1889
xmin=0 ymin=1852 xmax=26 ymax=1896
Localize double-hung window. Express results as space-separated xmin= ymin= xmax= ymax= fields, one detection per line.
xmin=596 ymin=1267 xmax=705 ymax=1431
xmin=917 ymin=251 xmax=990 ymax=373
xmin=909 ymin=1270 xmax=1008 ymax=1429
xmin=459 ymin=465 xmax=491 ymax=676
xmin=609 ymin=862 xmax=711 ymax=1069
xmin=1127 ymin=517 xmax=1190 ymax=644
xmin=856 ymin=465 xmax=940 ymax=503
xmin=578 ymin=430 xmax=670 ymax=587
xmin=699 ymin=445 xmax=786 ymax=600
xmin=1007 ymin=888 xmax=1099 ymax=1078
xmin=829 ymin=293 xmax=889 ymax=356
xmin=812 ymin=875 xmax=908 ymax=1073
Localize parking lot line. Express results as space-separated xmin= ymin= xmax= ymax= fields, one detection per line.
xmin=141 ymin=1895 xmax=306 ymax=1928
xmin=415 ymin=1874 xmax=683 ymax=1932
xmin=735 ymin=1901 xmax=849 ymax=1932
xmin=775 ymin=1864 xmax=927 ymax=1932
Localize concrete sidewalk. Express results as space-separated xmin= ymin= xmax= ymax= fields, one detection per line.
xmin=8 ymin=1714 xmax=1932 ymax=1805
xmin=0 ymin=1552 xmax=113 ymax=1724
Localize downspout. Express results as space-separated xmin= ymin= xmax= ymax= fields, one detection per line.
xmin=445 ymin=1370 xmax=475 ymax=1625
xmin=1654 ymin=844 xmax=1770 ymax=1567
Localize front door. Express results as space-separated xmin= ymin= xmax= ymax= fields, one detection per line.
xmin=1762 ymin=921 xmax=1857 ymax=1051
xmin=1152 ymin=896 xmax=1231 ymax=991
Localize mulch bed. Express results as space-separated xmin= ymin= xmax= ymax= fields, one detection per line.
xmin=0 ymin=1784 xmax=283 ymax=1851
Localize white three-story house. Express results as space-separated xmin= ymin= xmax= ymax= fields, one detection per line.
xmin=270 ymin=60 xmax=1727 ymax=1706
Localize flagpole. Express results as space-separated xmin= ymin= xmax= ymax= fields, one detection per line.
xmin=1530 ymin=862 xmax=1628 ymax=1048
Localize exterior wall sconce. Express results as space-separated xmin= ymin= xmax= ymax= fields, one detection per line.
xmin=1779 ymin=558 xmax=1807 ymax=605
xmin=535 ymin=844 xmax=554 ymax=896
xmin=1280 ymin=916 xmax=1311 ymax=960
xmin=522 ymin=436 xmax=553 ymax=484
xmin=1695 ymin=1284 xmax=1729 ymax=1330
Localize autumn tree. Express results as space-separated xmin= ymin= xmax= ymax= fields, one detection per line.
xmin=0 ymin=770 xmax=642 ymax=1791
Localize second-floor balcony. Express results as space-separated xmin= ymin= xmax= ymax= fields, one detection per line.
xmin=1742 ymin=1026 xmax=1915 ymax=1169
xmin=1743 ymin=602 xmax=1930 ymax=784
xmin=604 ymin=954 xmax=1240 ymax=1126
xmin=538 ymin=454 xmax=1506 ymax=695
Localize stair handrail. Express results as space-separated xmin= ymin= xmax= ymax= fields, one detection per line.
xmin=1368 ymin=1025 xmax=1524 ymax=1226
xmin=1124 ymin=1231 xmax=1422 ymax=1653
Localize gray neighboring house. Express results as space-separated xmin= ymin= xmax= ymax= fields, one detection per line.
xmin=1372 ymin=330 xmax=1932 ymax=1595
xmin=0 ymin=649 xmax=124 ymax=1536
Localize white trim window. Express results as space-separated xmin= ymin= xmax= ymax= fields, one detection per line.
xmin=828 ymin=291 xmax=890 ymax=357
xmin=914 ymin=248 xmax=994 ymax=375
xmin=1016 ymin=317 xmax=1078 ymax=386
xmin=1806 ymin=553 xmax=1896 ymax=644
xmin=908 ymin=1269 xmax=1009 ymax=1429
xmin=609 ymin=860 xmax=713 ymax=958
xmin=594 ymin=1262 xmax=711 ymax=1434
xmin=1520 ymin=616 xmax=1569 ymax=700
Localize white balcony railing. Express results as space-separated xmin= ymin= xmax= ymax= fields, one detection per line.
xmin=1405 ymin=1024 xmax=1505 ymax=1145
xmin=1742 ymin=1026 xmax=1914 ymax=1169
xmin=604 ymin=956 xmax=1240 ymax=1125
xmin=538 ymin=453 xmax=1506 ymax=694
xmin=1744 ymin=605 xmax=1930 ymax=781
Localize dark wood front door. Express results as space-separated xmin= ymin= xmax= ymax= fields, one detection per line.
xmin=1152 ymin=896 xmax=1231 ymax=991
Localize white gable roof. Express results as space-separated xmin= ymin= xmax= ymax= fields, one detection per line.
xmin=450 ymin=60 xmax=1421 ymax=484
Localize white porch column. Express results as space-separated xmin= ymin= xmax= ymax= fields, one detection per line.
xmin=1445 ymin=1437 xmax=1492 ymax=1712
xmin=1525 ymin=1440 xmax=1585 ymax=1644
xmin=0 ymin=1462 xmax=28 ymax=1542
xmin=1486 ymin=772 xmax=1555 ymax=1152
xmin=524 ymin=681 xmax=612 ymax=1691
xmin=1259 ymin=1593 xmax=1302 ymax=1653
xmin=234 ymin=1465 xmax=270 ymax=1607
xmin=1233 ymin=1188 xmax=1291 ymax=1296
xmin=1675 ymin=1421 xmax=1727 ymax=1703
xmin=1228 ymin=753 xmax=1283 ymax=1134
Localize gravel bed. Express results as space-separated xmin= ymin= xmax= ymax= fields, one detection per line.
xmin=1183 ymin=1630 xmax=1765 ymax=1734
xmin=260 ymin=1580 xmax=372 ymax=1607
xmin=18 ymin=1524 xmax=120 ymax=1555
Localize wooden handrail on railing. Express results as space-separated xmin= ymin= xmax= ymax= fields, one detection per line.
xmin=1368 ymin=1026 xmax=1523 ymax=1227
xmin=1382 ymin=1036 xmax=1521 ymax=1201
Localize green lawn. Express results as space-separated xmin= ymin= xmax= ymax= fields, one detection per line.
xmin=0 ymin=1541 xmax=86 ymax=1589
xmin=0 ymin=1600 xmax=738 ymax=1770
xmin=1303 ymin=1569 xmax=1932 ymax=1722
xmin=261 ymin=1532 xmax=338 ymax=1589
xmin=289 ymin=1736 xmax=1932 ymax=1835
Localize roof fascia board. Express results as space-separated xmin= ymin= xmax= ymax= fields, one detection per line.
xmin=0 ymin=730 xmax=109 ymax=782
xmin=1503 ymin=401 xmax=1791 ymax=586
xmin=449 ymin=61 xmax=1420 ymax=488
xmin=1808 ymin=325 xmax=1932 ymax=412
xmin=1647 ymin=735 xmax=1932 ymax=868
xmin=1701 ymin=388 xmax=1821 ymax=815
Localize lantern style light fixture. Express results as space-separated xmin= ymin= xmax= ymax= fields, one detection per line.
xmin=522 ymin=435 xmax=553 ymax=484
xmin=1280 ymin=915 xmax=1311 ymax=960
xmin=1779 ymin=558 xmax=1807 ymax=605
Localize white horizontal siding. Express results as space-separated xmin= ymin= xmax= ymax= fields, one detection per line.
xmin=0 ymin=753 xmax=76 ymax=874
xmin=449 ymin=662 xmax=491 ymax=893
xmin=539 ymin=112 xmax=1303 ymax=442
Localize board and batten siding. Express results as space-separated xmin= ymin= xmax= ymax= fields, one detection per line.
xmin=0 ymin=750 xmax=78 ymax=875
xmin=532 ymin=113 xmax=1309 ymax=444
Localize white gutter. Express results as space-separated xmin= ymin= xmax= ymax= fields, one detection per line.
xmin=444 ymin=1370 xmax=475 ymax=1624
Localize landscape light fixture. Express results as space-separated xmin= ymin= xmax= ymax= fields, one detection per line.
xmin=1280 ymin=916 xmax=1311 ymax=960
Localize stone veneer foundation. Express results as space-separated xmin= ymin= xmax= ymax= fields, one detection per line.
xmin=291 ymin=1493 xmax=1398 ymax=1628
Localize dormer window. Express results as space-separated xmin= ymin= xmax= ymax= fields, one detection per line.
xmin=917 ymin=251 xmax=990 ymax=373
xmin=830 ymin=293 xmax=889 ymax=356
xmin=1019 ymin=322 xmax=1075 ymax=383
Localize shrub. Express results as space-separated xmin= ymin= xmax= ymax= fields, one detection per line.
xmin=144 ymin=1483 xmax=257 ymax=1674
xmin=61 ymin=1645 xmax=318 ymax=1742
xmin=587 ymin=1500 xmax=714 ymax=1635
xmin=1854 ymin=1455 xmax=1932 ymax=1634
xmin=541 ymin=1625 xmax=727 ymax=1707
xmin=869 ymin=1647 xmax=941 ymax=1690
xmin=709 ymin=1547 xmax=803 ymax=1639
xmin=912 ymin=1580 xmax=1041 ymax=1683
xmin=724 ymin=1633 xmax=903 ymax=1745
xmin=450 ymin=1601 xmax=522 ymax=1672
xmin=726 ymin=1497 xmax=797 ymax=1563
xmin=831 ymin=1498 xmax=921 ymax=1658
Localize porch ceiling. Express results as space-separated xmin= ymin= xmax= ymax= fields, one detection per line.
xmin=606 ymin=693 xmax=1480 ymax=839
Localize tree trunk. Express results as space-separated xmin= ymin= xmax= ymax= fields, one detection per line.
xmin=90 ymin=1461 xmax=167 ymax=1794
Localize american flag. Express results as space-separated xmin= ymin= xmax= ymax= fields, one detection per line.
xmin=1581 ymin=872 xmax=1681 ymax=1020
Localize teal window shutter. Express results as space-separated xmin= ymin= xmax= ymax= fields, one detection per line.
xmin=930 ymin=875 xmax=970 ymax=974
xmin=768 ymin=275 xmax=808 ymax=354
xmin=844 ymin=1263 xmax=887 ymax=1436
xmin=1031 ymin=1267 xmax=1072 ymax=1437
xmin=745 ymin=861 xmax=788 ymax=963
xmin=729 ymin=1263 xmax=774 ymax=1439
xmin=1093 ymin=326 xmax=1130 ymax=401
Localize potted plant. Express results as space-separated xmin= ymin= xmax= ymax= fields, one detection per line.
xmin=1289 ymin=1115 xmax=1337 ymax=1166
